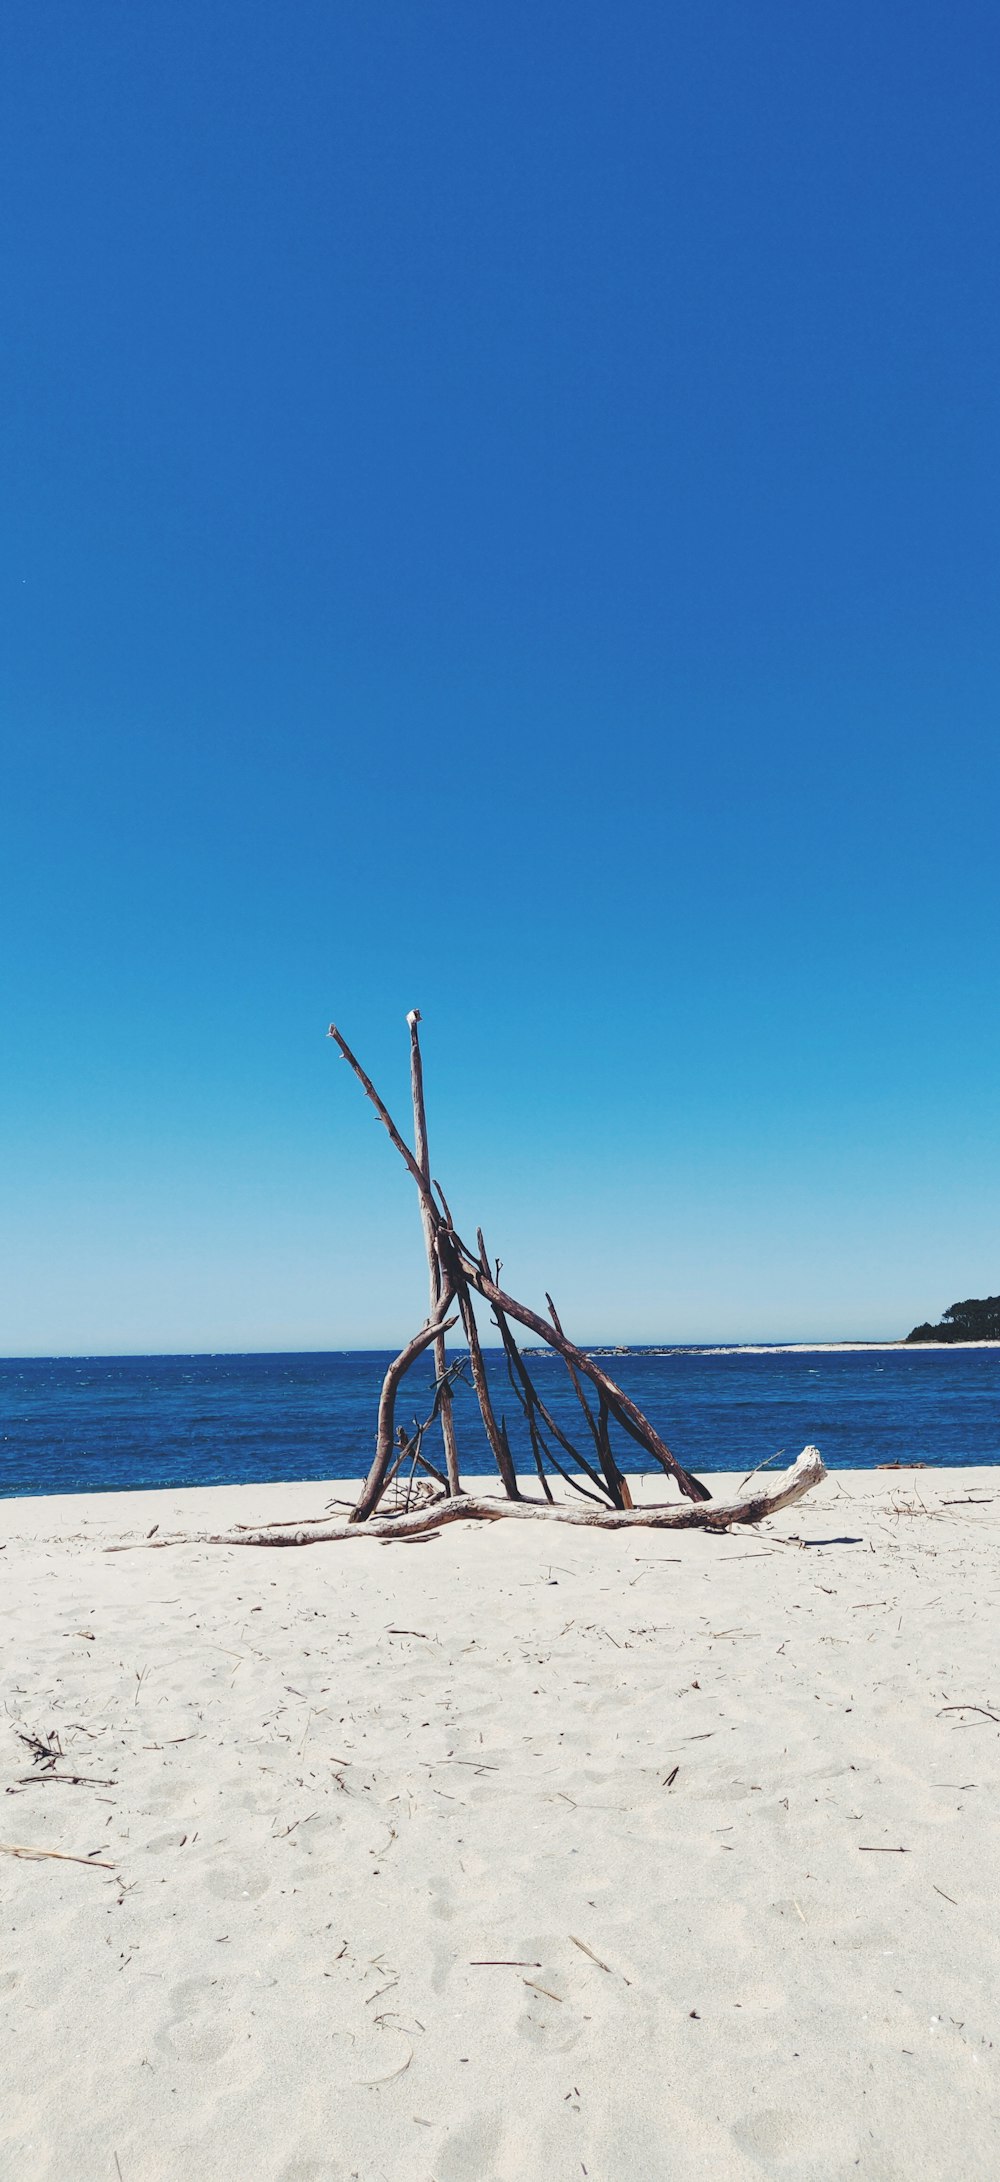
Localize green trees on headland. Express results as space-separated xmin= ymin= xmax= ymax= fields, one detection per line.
xmin=906 ymin=1295 xmax=1000 ymax=1343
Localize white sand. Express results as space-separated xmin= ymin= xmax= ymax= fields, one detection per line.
xmin=1 ymin=1467 xmax=997 ymax=2181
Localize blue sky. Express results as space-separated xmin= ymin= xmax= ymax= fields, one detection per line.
xmin=1 ymin=2 xmax=998 ymax=1353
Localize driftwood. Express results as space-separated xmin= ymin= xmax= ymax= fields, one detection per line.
xmin=353 ymin=1295 xmax=457 ymax=1522
xmin=328 ymin=1014 xmax=715 ymax=1518
xmin=1 ymin=1841 xmax=116 ymax=1870
xmin=108 ymin=1449 xmax=826 ymax=1550
xmin=117 ymin=1009 xmax=818 ymax=1545
xmin=407 ymin=1011 xmax=461 ymax=1498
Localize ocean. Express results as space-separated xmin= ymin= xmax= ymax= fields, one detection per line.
xmin=1 ymin=1344 xmax=998 ymax=1499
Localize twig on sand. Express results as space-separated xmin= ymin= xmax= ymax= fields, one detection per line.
xmin=1 ymin=1841 xmax=116 ymax=1869
xmin=13 ymin=1773 xmax=116 ymax=1789
xmin=570 ymin=1935 xmax=612 ymax=1973
xmin=358 ymin=2042 xmax=413 ymax=2087
xmin=17 ymin=1729 xmax=63 ymax=1771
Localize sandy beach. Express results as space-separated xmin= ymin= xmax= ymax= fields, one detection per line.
xmin=2 ymin=1466 xmax=997 ymax=2181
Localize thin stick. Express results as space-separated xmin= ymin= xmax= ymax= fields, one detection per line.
xmin=14 ymin=1774 xmax=115 ymax=1788
xmin=494 ymin=1305 xmax=554 ymax=1499
xmin=475 ymin=1239 xmax=611 ymax=1505
xmin=408 ymin=1010 xmax=461 ymax=1497
xmin=387 ymin=1354 xmax=469 ymax=1499
xmin=492 ymin=1306 xmax=609 ymax=1506
xmin=328 ymin=1024 xmax=427 ymax=1193
xmin=738 ymin=1449 xmax=785 ymax=1491
xmin=546 ymin=1293 xmax=611 ymax=1472
xmin=487 ymin=1273 xmax=610 ymax=1501
xmin=380 ymin=1426 xmax=447 ymax=1501
xmin=454 ymin=1243 xmax=706 ymax=1500
xmin=449 ymin=1268 xmax=521 ymax=1500
xmin=570 ymin=1934 xmax=613 ymax=1973
xmin=423 ymin=1220 xmax=519 ymax=1499
xmin=1 ymin=1842 xmax=116 ymax=1869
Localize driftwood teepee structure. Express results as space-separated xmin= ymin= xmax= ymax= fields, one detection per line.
xmin=308 ymin=1012 xmax=822 ymax=1539
xmin=112 ymin=1012 xmax=825 ymax=1553
xmin=333 ymin=1010 xmax=715 ymax=1520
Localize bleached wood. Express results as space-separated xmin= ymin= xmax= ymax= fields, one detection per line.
xmin=108 ymin=1450 xmax=826 ymax=1551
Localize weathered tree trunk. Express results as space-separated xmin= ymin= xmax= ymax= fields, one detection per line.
xmin=109 ymin=1449 xmax=826 ymax=1550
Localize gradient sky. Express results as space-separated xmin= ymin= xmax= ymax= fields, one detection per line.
xmin=2 ymin=2 xmax=998 ymax=1354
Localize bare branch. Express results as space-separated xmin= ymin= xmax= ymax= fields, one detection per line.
xmin=494 ymin=1305 xmax=554 ymax=1500
xmin=492 ymin=1297 xmax=610 ymax=1503
xmin=447 ymin=1263 xmax=522 ymax=1500
xmin=110 ymin=1451 xmax=826 ymax=1550
xmin=408 ymin=1009 xmax=461 ymax=1497
xmin=450 ymin=1242 xmax=710 ymax=1503
xmin=351 ymin=1298 xmax=457 ymax=1523
xmin=328 ymin=1023 xmax=426 ymax=1194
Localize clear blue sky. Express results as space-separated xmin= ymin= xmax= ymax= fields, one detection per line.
xmin=1 ymin=2 xmax=997 ymax=1353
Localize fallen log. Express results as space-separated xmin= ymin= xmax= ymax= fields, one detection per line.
xmin=107 ymin=1448 xmax=825 ymax=1551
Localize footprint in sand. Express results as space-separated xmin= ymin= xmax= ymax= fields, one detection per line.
xmin=157 ymin=1977 xmax=236 ymax=2066
xmin=730 ymin=2106 xmax=816 ymax=2164
xmin=143 ymin=1828 xmax=193 ymax=1854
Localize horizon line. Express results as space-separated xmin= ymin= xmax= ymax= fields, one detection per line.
xmin=5 ymin=1338 xmax=997 ymax=1364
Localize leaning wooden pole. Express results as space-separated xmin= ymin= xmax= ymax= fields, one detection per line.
xmin=351 ymin=1297 xmax=457 ymax=1523
xmin=451 ymin=1243 xmax=711 ymax=1503
xmin=407 ymin=1010 xmax=461 ymax=1497
xmin=453 ymin=1277 xmax=523 ymax=1500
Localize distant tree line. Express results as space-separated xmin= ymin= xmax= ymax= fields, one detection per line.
xmin=906 ymin=1295 xmax=1000 ymax=1343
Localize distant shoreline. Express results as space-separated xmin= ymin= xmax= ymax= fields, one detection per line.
xmin=4 ymin=1339 xmax=1000 ymax=1363
xmin=526 ymin=1340 xmax=1000 ymax=1357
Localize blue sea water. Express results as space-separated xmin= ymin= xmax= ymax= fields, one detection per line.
xmin=1 ymin=1345 xmax=998 ymax=1499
